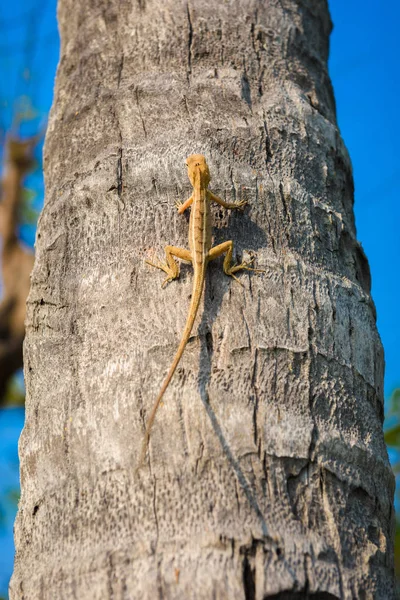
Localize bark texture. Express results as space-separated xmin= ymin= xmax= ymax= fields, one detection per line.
xmin=11 ymin=0 xmax=395 ymax=598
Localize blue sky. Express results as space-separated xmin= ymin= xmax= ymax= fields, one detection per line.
xmin=329 ymin=0 xmax=399 ymax=397
xmin=0 ymin=1 xmax=399 ymax=597
xmin=0 ymin=409 xmax=24 ymax=597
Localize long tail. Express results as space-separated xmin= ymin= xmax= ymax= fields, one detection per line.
xmin=137 ymin=267 xmax=205 ymax=469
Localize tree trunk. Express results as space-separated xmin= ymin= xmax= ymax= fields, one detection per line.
xmin=11 ymin=0 xmax=395 ymax=598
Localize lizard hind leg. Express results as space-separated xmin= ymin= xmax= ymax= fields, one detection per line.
xmin=146 ymin=245 xmax=192 ymax=288
xmin=208 ymin=240 xmax=262 ymax=287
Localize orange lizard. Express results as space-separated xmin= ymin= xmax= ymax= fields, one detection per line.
xmin=138 ymin=154 xmax=260 ymax=467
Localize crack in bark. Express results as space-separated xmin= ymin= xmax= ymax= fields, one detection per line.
xmin=135 ymin=87 xmax=147 ymax=138
xmin=152 ymin=477 xmax=159 ymax=552
xmin=307 ymin=282 xmax=318 ymax=463
xmin=218 ymin=18 xmax=224 ymax=65
xmin=229 ymin=166 xmax=237 ymax=201
xmin=241 ymin=70 xmax=252 ymax=111
xmin=234 ymin=478 xmax=240 ymax=515
xmin=242 ymin=552 xmax=256 ymax=600
xmin=261 ymin=110 xmax=275 ymax=201
xmin=186 ymin=2 xmax=193 ymax=82
xmin=251 ymin=348 xmax=260 ymax=449
xmin=117 ymin=148 xmax=123 ymax=198
xmin=250 ymin=9 xmax=260 ymax=72
xmin=117 ymin=53 xmax=124 ymax=88
xmin=194 ymin=440 xmax=204 ymax=475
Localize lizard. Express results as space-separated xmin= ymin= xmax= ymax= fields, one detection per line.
xmin=138 ymin=154 xmax=261 ymax=468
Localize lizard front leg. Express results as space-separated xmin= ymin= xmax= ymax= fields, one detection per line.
xmin=175 ymin=195 xmax=193 ymax=214
xmin=146 ymin=245 xmax=192 ymax=288
xmin=208 ymin=190 xmax=247 ymax=210
xmin=208 ymin=241 xmax=261 ymax=286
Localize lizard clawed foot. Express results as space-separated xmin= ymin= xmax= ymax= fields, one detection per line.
xmin=225 ymin=257 xmax=264 ymax=285
xmin=161 ymin=275 xmax=175 ymax=288
xmin=175 ymin=200 xmax=184 ymax=213
xmin=238 ymin=257 xmax=265 ymax=273
xmin=234 ymin=199 xmax=248 ymax=209
xmin=240 ymin=261 xmax=265 ymax=274
xmin=145 ymin=257 xmax=165 ymax=271
xmin=145 ymin=258 xmax=178 ymax=287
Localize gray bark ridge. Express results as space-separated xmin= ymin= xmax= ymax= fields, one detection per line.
xmin=11 ymin=0 xmax=395 ymax=599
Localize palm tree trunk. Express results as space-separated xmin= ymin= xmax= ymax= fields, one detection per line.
xmin=11 ymin=0 xmax=395 ymax=598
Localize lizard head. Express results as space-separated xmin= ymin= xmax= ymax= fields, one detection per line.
xmin=186 ymin=154 xmax=210 ymax=187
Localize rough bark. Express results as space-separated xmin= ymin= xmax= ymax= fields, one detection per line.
xmin=11 ymin=0 xmax=395 ymax=598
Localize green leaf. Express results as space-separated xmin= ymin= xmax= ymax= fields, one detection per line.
xmin=19 ymin=187 xmax=39 ymax=225
xmin=395 ymin=522 xmax=400 ymax=583
xmin=391 ymin=462 xmax=400 ymax=475
xmin=7 ymin=488 xmax=20 ymax=508
xmin=389 ymin=388 xmax=400 ymax=417
xmin=22 ymin=188 xmax=36 ymax=203
xmin=384 ymin=424 xmax=400 ymax=447
xmin=19 ymin=203 xmax=39 ymax=225
xmin=2 ymin=376 xmax=25 ymax=407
